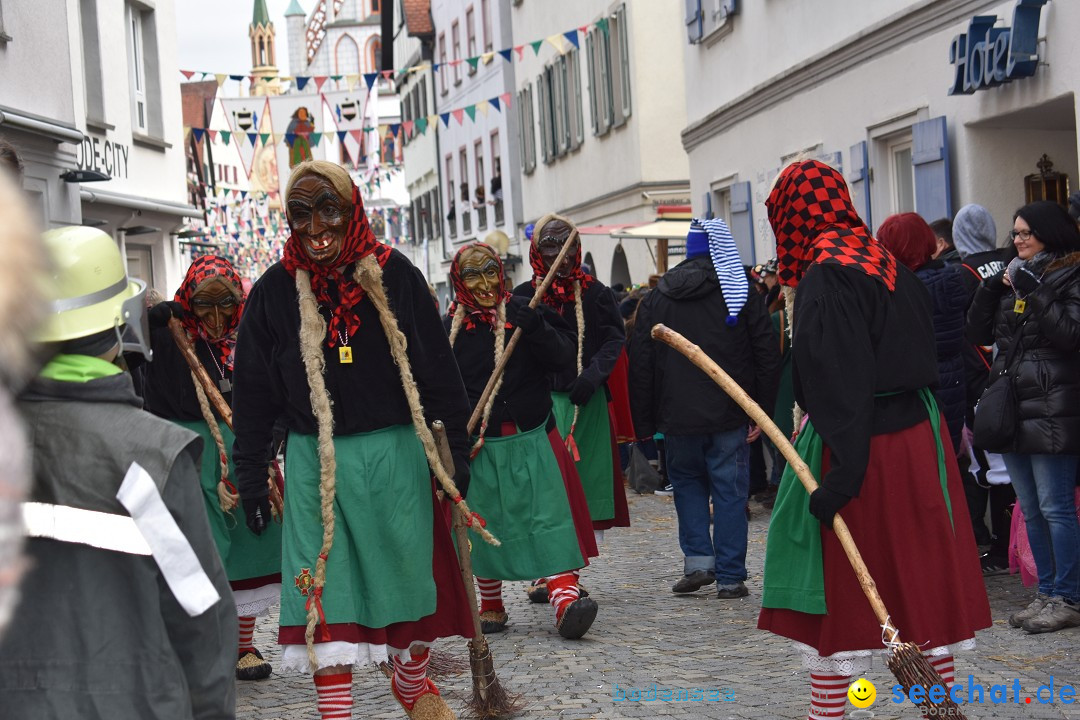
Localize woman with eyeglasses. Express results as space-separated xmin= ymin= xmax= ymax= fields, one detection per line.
xmin=143 ymin=255 xmax=283 ymax=681
xmin=967 ymin=200 xmax=1080 ymax=634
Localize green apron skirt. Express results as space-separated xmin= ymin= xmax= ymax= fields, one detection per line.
xmin=468 ymin=422 xmax=586 ymax=580
xmin=551 ymin=391 xmax=615 ymax=522
xmin=280 ymin=425 xmax=436 ymax=632
xmin=174 ymin=419 xmax=282 ymax=587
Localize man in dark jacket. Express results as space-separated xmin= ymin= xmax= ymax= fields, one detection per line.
xmin=630 ymin=219 xmax=780 ymax=599
xmin=0 ymin=227 xmax=237 ymax=719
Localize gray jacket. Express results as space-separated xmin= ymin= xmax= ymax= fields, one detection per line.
xmin=0 ymin=371 xmax=237 ymax=719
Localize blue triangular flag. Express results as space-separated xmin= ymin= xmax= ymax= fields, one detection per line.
xmin=440 ymin=112 xmax=450 ymax=127
xmin=247 ymin=133 xmax=258 ymax=146
xmin=229 ymin=74 xmax=244 ymax=81
xmin=364 ymin=73 xmax=378 ymax=90
xmin=192 ymin=128 xmax=205 ymax=142
xmin=337 ymin=130 xmax=348 ymax=143
xmin=563 ymin=30 xmax=580 ymax=49
xmin=490 ymin=97 xmax=501 ymax=112
xmin=296 ymin=76 xmax=310 ymax=90
xmin=498 ymin=49 xmax=512 ymax=63
xmin=388 ymin=123 xmax=400 ymax=137
xmin=285 ymin=132 xmax=297 ymax=146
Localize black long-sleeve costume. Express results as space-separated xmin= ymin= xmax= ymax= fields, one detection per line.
xmin=231 ymin=250 xmax=472 ymax=500
xmin=142 ymin=320 xmax=233 ymax=421
xmin=793 ymin=262 xmax=939 ymax=499
xmin=445 ymin=296 xmax=575 ymax=435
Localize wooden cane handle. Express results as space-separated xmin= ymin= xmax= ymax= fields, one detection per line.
xmin=168 ymin=317 xmax=234 ymax=430
xmin=650 ymin=323 xmax=896 ymax=634
xmin=433 ymin=421 xmax=484 ymax=638
xmin=466 ymin=232 xmax=580 ymax=435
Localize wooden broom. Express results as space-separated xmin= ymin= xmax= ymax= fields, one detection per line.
xmin=167 ymin=317 xmax=284 ymax=519
xmin=650 ymin=323 xmax=967 ymax=720
xmin=433 ymin=422 xmax=523 ymax=719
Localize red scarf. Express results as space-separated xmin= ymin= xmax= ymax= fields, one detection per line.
xmin=447 ymin=243 xmax=511 ymax=330
xmin=281 ymin=183 xmax=391 ymax=347
xmin=174 ymin=255 xmax=244 ymax=371
xmin=528 ymin=234 xmax=594 ymax=309
xmin=767 ymin=159 xmax=897 ymax=291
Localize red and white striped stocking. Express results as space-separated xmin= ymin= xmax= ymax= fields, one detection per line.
xmin=546 ymin=572 xmax=580 ymax=620
xmin=808 ymin=672 xmax=850 ymax=720
xmin=393 ymin=647 xmax=435 ymax=710
xmin=237 ymin=615 xmax=256 ymax=654
xmin=313 ymin=672 xmax=353 ymax=720
xmin=475 ymin=577 xmax=504 ymax=614
xmin=926 ymin=653 xmax=955 ymax=686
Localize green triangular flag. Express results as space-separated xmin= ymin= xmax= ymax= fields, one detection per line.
xmin=259 ymin=133 xmax=270 ymax=145
xmin=596 ymin=17 xmax=610 ymax=36
xmin=465 ymin=105 xmax=476 ymax=122
xmin=220 ymin=131 xmax=231 ymax=146
xmin=466 ymin=57 xmax=479 ymax=71
xmin=530 ymin=40 xmax=543 ymax=55
xmin=415 ymin=117 xmax=428 ymax=135
xmin=310 ymin=132 xmax=322 ymax=147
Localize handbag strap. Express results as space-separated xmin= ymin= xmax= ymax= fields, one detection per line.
xmin=997 ymin=315 xmax=1027 ymax=377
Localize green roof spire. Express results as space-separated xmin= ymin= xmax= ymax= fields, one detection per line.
xmin=252 ymin=0 xmax=271 ymax=27
xmin=284 ymin=0 xmax=306 ymax=17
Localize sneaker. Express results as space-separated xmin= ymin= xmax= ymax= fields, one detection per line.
xmin=1021 ymin=597 xmax=1080 ymax=634
xmin=980 ymin=554 xmax=1009 ymax=577
xmin=716 ymin=581 xmax=750 ymax=599
xmin=1008 ymin=595 xmax=1050 ymax=628
xmin=672 ymin=569 xmax=715 ymax=594
xmin=654 ymin=484 xmax=674 ymax=497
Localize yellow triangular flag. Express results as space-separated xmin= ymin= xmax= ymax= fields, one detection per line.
xmin=481 ymin=52 xmax=495 ymax=65
xmin=476 ymin=100 xmax=489 ymax=116
xmin=546 ymin=35 xmax=566 ymax=54
xmin=215 ymin=73 xmax=228 ymax=88
xmin=346 ymin=74 xmax=360 ymax=91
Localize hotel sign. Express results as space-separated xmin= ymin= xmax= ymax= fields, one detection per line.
xmin=948 ymin=0 xmax=1048 ymax=95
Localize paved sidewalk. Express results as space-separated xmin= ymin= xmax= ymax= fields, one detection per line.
xmin=239 ymin=492 xmax=1080 ymax=719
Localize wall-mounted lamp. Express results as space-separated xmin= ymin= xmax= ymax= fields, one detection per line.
xmin=119 ymin=225 xmax=161 ymax=236
xmin=60 ymin=169 xmax=111 ymax=183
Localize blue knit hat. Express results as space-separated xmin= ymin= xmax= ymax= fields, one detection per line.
xmin=691 ymin=218 xmax=749 ymax=326
xmin=686 ymin=223 xmax=709 ymax=258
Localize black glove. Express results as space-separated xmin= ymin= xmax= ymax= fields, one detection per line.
xmin=983 ymin=269 xmax=1008 ymax=295
xmin=243 ymin=495 xmax=271 ymax=536
xmin=149 ymin=300 xmax=184 ymax=328
xmin=568 ymin=376 xmax=598 ymax=406
xmin=808 ymin=487 xmax=851 ymax=529
xmin=1011 ymin=266 xmax=1041 ymax=297
xmin=509 ymin=303 xmax=542 ymax=334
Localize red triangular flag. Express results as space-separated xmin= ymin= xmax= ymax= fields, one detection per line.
xmin=180 ymin=69 xmax=196 ymax=80
xmin=208 ymin=130 xmax=218 ymax=141
xmin=578 ymin=25 xmax=589 ymax=34
xmin=514 ymin=46 xmax=525 ymax=61
xmin=381 ymin=70 xmax=393 ymax=80
xmin=451 ymin=108 xmax=465 ymax=124
xmin=314 ymin=76 xmax=328 ymax=91
xmin=350 ymin=129 xmax=363 ymax=143
xmin=500 ymin=92 xmax=512 ymax=109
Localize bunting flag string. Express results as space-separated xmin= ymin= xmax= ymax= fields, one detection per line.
xmin=178 ymin=19 xmax=608 ymax=87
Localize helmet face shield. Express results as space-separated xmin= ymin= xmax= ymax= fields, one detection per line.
xmin=118 ymin=278 xmax=151 ymax=361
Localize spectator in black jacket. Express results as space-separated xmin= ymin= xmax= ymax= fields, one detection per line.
xmin=967 ymin=201 xmax=1080 ymax=634
xmin=630 ymin=219 xmax=779 ymax=600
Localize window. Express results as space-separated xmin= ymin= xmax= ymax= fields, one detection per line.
xmin=612 ymin=5 xmax=632 ymax=122
xmin=586 ymin=6 xmax=632 ymax=136
xmin=419 ymin=76 xmax=428 ymax=117
xmin=481 ymin=0 xmax=493 ymax=52
xmin=890 ymin=140 xmax=915 ymax=214
xmin=438 ymin=33 xmax=447 ymax=94
xmin=466 ymin=7 xmax=477 ymax=74
xmin=537 ymin=48 xmax=584 ymax=162
xmin=459 ymin=148 xmax=471 ymax=234
xmin=445 ymin=154 xmax=456 ymax=238
xmin=371 ymin=0 xmax=381 ymax=13
xmin=537 ymin=72 xmax=551 ymax=163
xmin=474 ymin=139 xmax=486 ymax=229
xmin=369 ymin=37 xmax=382 ymax=73
xmin=0 ymin=0 xmax=11 ymax=43
xmin=335 ymin=34 xmax=360 ymax=76
xmin=517 ymin=83 xmax=537 ymax=174
xmin=452 ymin=21 xmax=461 ymax=85
xmin=129 ymin=6 xmax=148 ymax=133
xmin=491 ymin=131 xmax=503 ymax=223
xmin=80 ymin=0 xmax=106 ymax=124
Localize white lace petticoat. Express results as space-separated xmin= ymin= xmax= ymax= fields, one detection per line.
xmin=795 ymin=638 xmax=977 ymax=677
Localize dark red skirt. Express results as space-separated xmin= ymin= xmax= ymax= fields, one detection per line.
xmin=607 ymin=350 xmax=637 ymax=444
xmin=547 ymin=427 xmax=600 ymax=560
xmin=279 ymin=485 xmax=475 ymax=646
xmin=592 ymin=402 xmax=631 ymax=531
xmin=758 ymin=419 xmax=991 ymax=656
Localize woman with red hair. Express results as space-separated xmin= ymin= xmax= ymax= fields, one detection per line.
xmin=877 ymin=213 xmax=969 ymax=452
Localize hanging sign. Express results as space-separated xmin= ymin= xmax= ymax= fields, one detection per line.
xmin=948 ymin=0 xmax=1048 ymax=95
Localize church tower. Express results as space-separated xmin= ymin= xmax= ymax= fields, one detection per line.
xmin=249 ymin=0 xmax=281 ymax=96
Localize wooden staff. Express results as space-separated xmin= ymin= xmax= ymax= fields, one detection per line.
xmin=650 ymin=323 xmax=966 ymax=719
xmin=465 ymin=231 xmax=579 ymax=435
xmin=168 ymin=316 xmax=284 ymax=518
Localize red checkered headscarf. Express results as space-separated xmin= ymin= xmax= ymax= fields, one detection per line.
xmin=528 ymin=214 xmax=593 ymax=308
xmin=448 ymin=243 xmax=511 ymax=331
xmin=766 ymin=159 xmax=897 ymax=291
xmin=174 ymin=255 xmax=244 ymax=371
xmin=281 ymin=182 xmax=391 ymax=347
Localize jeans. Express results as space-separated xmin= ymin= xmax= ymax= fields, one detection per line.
xmin=1002 ymin=453 xmax=1080 ymax=603
xmin=665 ymin=430 xmax=750 ymax=584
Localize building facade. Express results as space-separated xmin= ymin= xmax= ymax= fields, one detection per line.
xmin=0 ymin=0 xmax=196 ymax=294
xmin=682 ymin=0 xmax=1078 ymax=263
xmin=510 ymin=0 xmax=689 ymax=287
xmin=431 ymin=0 xmax=526 ymax=286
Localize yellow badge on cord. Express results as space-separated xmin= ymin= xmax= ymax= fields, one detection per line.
xmin=1014 ymin=298 xmax=1026 ymax=314
xmin=339 ymin=346 xmax=353 ymax=363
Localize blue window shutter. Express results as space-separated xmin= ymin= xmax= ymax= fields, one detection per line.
xmin=703 ymin=191 xmax=713 ymax=219
xmin=729 ymin=181 xmax=755 ymax=264
xmin=685 ymin=0 xmax=703 ymax=44
xmin=912 ymin=116 xmax=953 ymax=223
xmin=848 ymin=141 xmax=872 ymax=229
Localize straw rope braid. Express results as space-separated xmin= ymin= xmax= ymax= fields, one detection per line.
xmin=294 ymin=269 xmax=339 ymax=672
xmin=448 ymin=302 xmax=507 ymax=457
xmin=190 ymin=369 xmax=238 ymax=513
xmin=353 ymin=256 xmax=499 ymax=547
xmin=566 ymin=280 xmax=585 ymax=438
xmin=781 ymin=285 xmax=805 ymax=435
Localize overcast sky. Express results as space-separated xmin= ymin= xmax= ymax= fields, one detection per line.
xmin=176 ymin=0 xmax=299 ymax=77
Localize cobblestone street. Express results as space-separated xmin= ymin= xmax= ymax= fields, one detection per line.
xmin=239 ymin=491 xmax=1080 ymax=720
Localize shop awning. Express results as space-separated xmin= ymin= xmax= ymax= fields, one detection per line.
xmin=577 ymin=223 xmax=638 ymax=235
xmin=611 ymin=219 xmax=692 ymax=240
